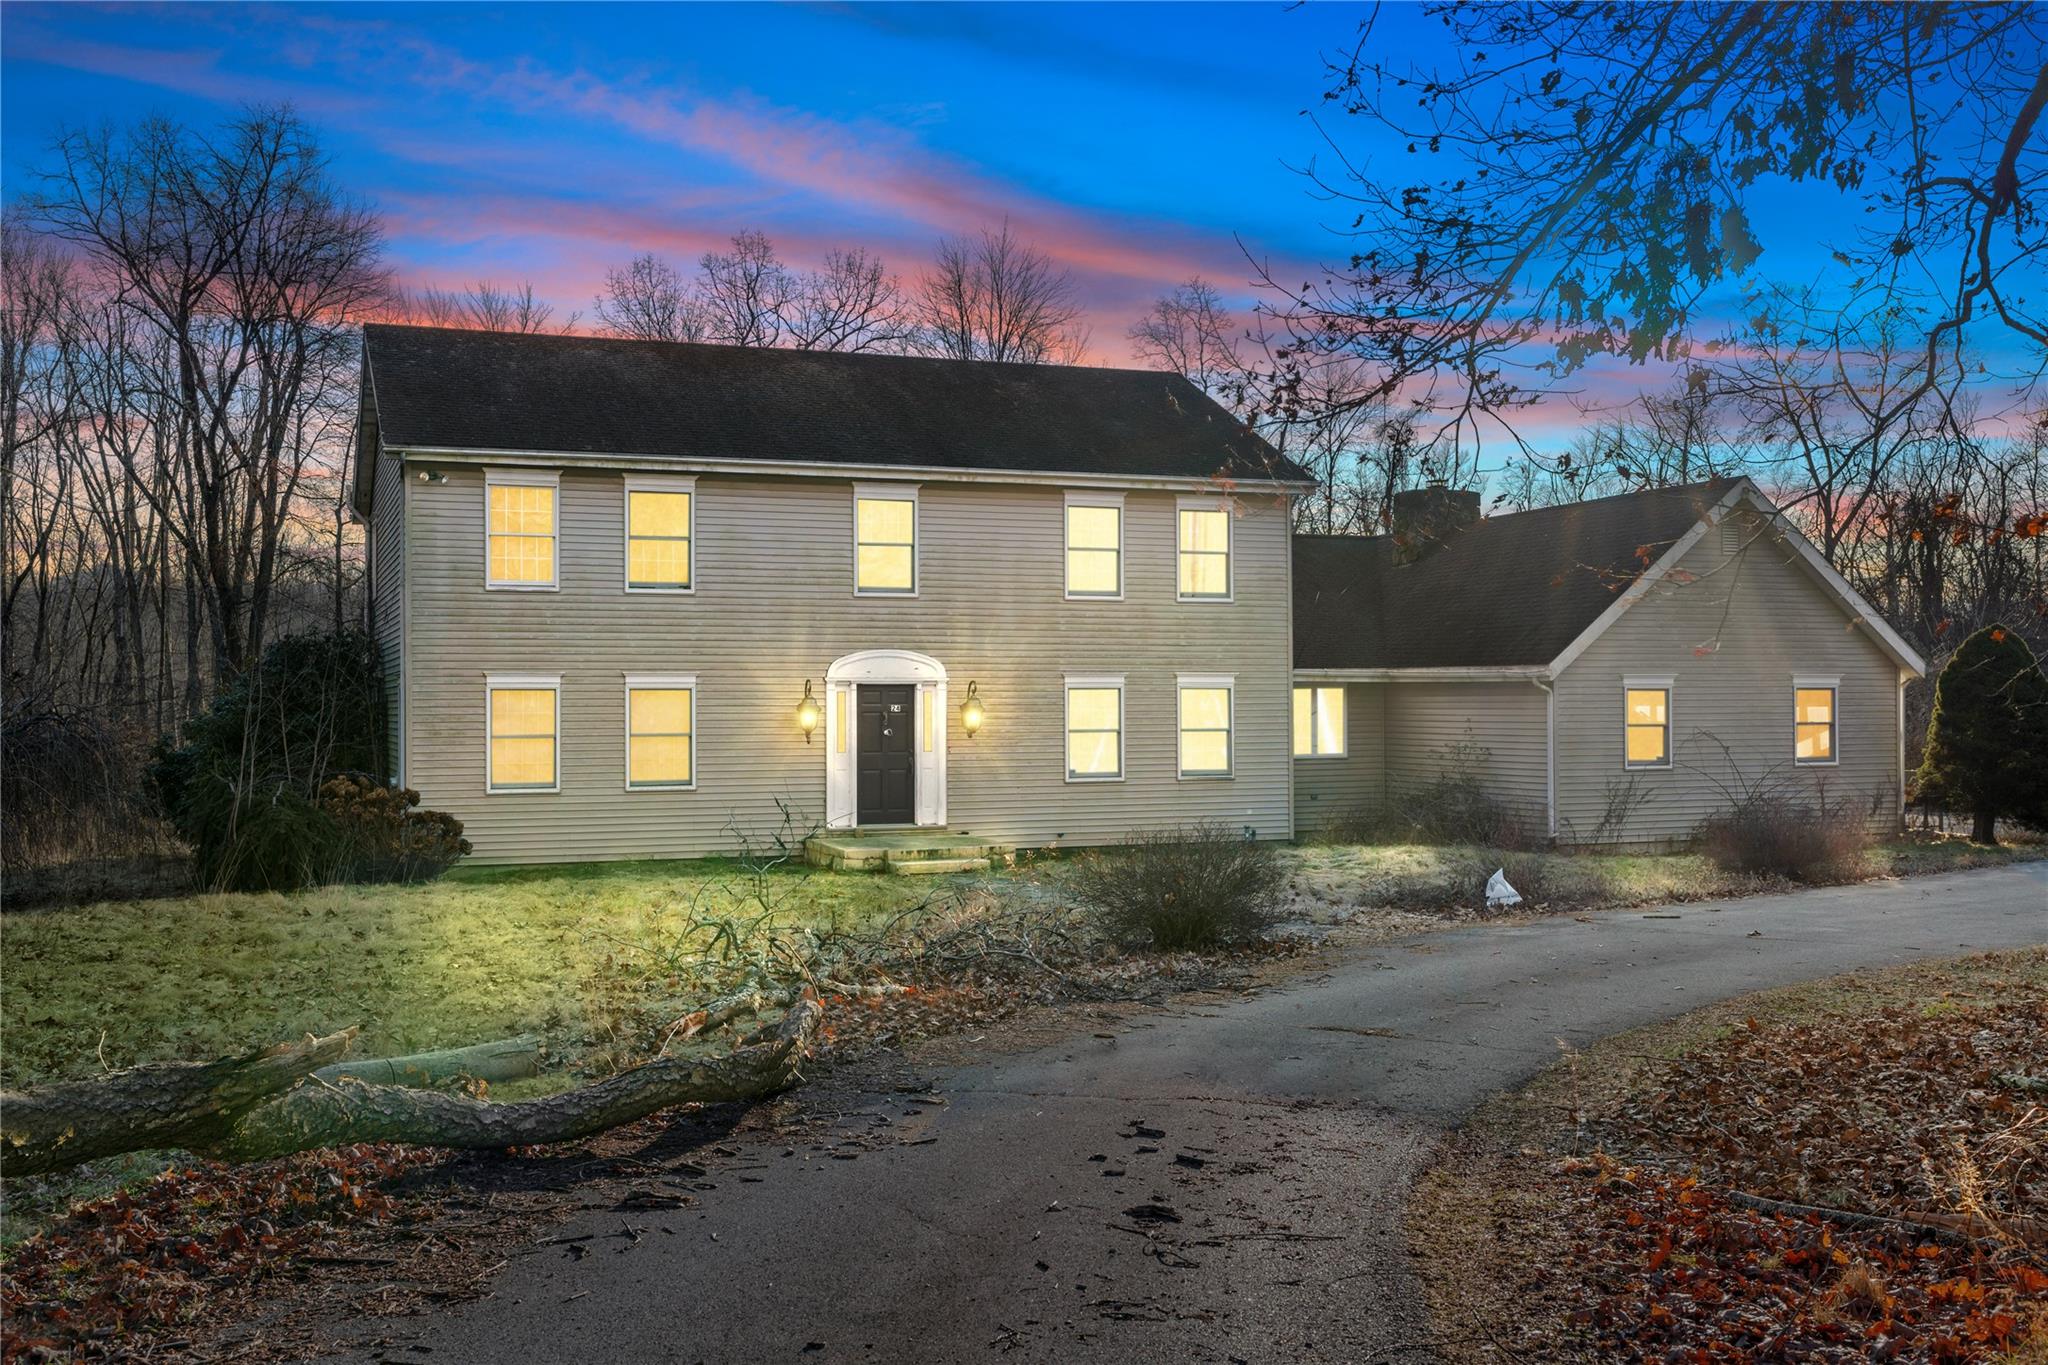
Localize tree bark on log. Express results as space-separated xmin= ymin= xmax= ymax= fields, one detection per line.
xmin=2 ymin=1030 xmax=358 ymax=1178
xmin=313 ymin=1036 xmax=540 ymax=1088
xmin=1 ymin=991 xmax=822 ymax=1179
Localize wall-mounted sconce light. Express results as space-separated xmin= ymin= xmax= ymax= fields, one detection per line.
xmin=796 ymin=680 xmax=821 ymax=743
xmin=959 ymin=681 xmax=984 ymax=738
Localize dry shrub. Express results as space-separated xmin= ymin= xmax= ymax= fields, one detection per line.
xmin=1 ymin=707 xmax=170 ymax=870
xmin=1067 ymin=822 xmax=1285 ymax=951
xmin=1696 ymin=797 xmax=1870 ymax=883
xmin=1311 ymin=739 xmax=1539 ymax=850
xmin=317 ymin=774 xmax=471 ymax=884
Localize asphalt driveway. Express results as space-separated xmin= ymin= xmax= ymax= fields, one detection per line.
xmin=313 ymin=863 xmax=2046 ymax=1364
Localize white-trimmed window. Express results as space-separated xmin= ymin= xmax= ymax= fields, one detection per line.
xmin=1065 ymin=492 xmax=1124 ymax=599
xmin=625 ymin=675 xmax=696 ymax=789
xmin=1293 ymin=685 xmax=1346 ymax=757
xmin=853 ymin=484 xmax=918 ymax=595
xmin=1065 ymin=676 xmax=1124 ymax=782
xmin=485 ymin=469 xmax=559 ymax=589
xmin=1177 ymin=498 xmax=1232 ymax=601
xmin=1623 ymin=677 xmax=1672 ymax=769
xmin=487 ymin=674 xmax=560 ymax=792
xmin=624 ymin=475 xmax=694 ymax=591
xmin=1794 ymin=677 xmax=1838 ymax=766
xmin=1178 ymin=675 xmax=1234 ymax=777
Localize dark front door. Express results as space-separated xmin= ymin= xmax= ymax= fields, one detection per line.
xmin=856 ymin=684 xmax=916 ymax=825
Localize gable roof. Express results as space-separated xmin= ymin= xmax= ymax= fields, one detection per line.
xmin=357 ymin=325 xmax=1308 ymax=495
xmin=1296 ymin=479 xmax=1749 ymax=672
xmin=1296 ymin=477 xmax=1926 ymax=676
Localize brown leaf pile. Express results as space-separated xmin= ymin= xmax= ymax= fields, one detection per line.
xmin=1550 ymin=1155 xmax=2046 ymax=1362
xmin=2 ymin=1144 xmax=436 ymax=1361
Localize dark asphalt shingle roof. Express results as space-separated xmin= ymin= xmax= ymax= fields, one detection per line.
xmin=361 ymin=324 xmax=1307 ymax=484
xmin=1294 ymin=479 xmax=1746 ymax=670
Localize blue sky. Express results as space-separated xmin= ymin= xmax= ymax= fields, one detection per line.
xmin=8 ymin=2 xmax=2021 ymax=451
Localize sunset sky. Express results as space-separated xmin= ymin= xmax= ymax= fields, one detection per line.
xmin=4 ymin=2 xmax=2018 ymax=453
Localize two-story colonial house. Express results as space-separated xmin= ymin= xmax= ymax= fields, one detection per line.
xmin=353 ymin=325 xmax=1312 ymax=865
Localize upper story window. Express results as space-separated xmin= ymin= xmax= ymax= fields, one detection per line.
xmin=1794 ymin=678 xmax=1838 ymax=765
xmin=1065 ymin=493 xmax=1124 ymax=599
xmin=1065 ymin=676 xmax=1124 ymax=782
xmin=1177 ymin=498 xmax=1232 ymax=601
xmin=1624 ymin=677 xmax=1672 ymax=769
xmin=486 ymin=469 xmax=559 ymax=589
xmin=487 ymin=674 xmax=560 ymax=792
xmin=626 ymin=675 xmax=696 ymax=788
xmin=1178 ymin=675 xmax=1234 ymax=777
xmin=624 ymin=475 xmax=694 ymax=591
xmin=853 ymin=484 xmax=918 ymax=595
xmin=1293 ymin=685 xmax=1346 ymax=758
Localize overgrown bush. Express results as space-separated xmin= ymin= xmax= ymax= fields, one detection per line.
xmin=1 ymin=707 xmax=169 ymax=871
xmin=1314 ymin=740 xmax=1538 ymax=849
xmin=147 ymin=628 xmax=466 ymax=891
xmin=1696 ymin=798 xmax=1871 ymax=883
xmin=1067 ymin=822 xmax=1285 ymax=951
xmin=319 ymin=774 xmax=472 ymax=884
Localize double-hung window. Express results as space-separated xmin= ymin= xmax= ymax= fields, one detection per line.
xmin=485 ymin=469 xmax=559 ymax=589
xmin=1623 ymin=678 xmax=1672 ymax=769
xmin=854 ymin=484 xmax=918 ymax=595
xmin=1177 ymin=498 xmax=1232 ymax=601
xmin=1794 ymin=677 xmax=1838 ymax=765
xmin=487 ymin=675 xmax=560 ymax=792
xmin=624 ymin=476 xmax=694 ymax=591
xmin=1178 ymin=675 xmax=1234 ymax=777
xmin=1293 ymin=685 xmax=1346 ymax=757
xmin=1065 ymin=493 xmax=1123 ymax=599
xmin=625 ymin=675 xmax=696 ymax=788
xmin=1065 ymin=676 xmax=1124 ymax=781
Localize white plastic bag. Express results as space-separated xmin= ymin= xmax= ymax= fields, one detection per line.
xmin=1485 ymin=867 xmax=1523 ymax=910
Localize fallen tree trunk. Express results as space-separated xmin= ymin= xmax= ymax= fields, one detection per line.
xmin=2 ymin=992 xmax=822 ymax=1179
xmin=213 ymin=992 xmax=821 ymax=1163
xmin=2 ymin=1030 xmax=358 ymax=1178
xmin=314 ymin=1036 xmax=540 ymax=1088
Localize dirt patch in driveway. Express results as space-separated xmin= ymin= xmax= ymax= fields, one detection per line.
xmin=1410 ymin=947 xmax=2048 ymax=1363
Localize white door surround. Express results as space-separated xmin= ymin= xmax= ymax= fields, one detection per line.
xmin=824 ymin=649 xmax=947 ymax=829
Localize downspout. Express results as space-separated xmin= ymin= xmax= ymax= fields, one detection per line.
xmin=1533 ymin=677 xmax=1557 ymax=845
xmin=1897 ymin=670 xmax=1911 ymax=832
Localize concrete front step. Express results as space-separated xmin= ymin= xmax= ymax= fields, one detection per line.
xmin=886 ymin=856 xmax=992 ymax=876
xmin=804 ymin=832 xmax=1014 ymax=872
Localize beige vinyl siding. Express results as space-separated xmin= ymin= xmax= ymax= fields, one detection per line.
xmin=400 ymin=467 xmax=1294 ymax=863
xmin=369 ymin=451 xmax=406 ymax=784
xmin=1382 ymin=681 xmax=1551 ymax=828
xmin=1552 ymin=510 xmax=1902 ymax=845
xmin=1291 ymin=682 xmax=1386 ymax=833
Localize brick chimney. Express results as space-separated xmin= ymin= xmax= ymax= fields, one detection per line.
xmin=1389 ymin=481 xmax=1481 ymax=565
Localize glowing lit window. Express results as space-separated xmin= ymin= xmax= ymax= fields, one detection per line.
xmin=1177 ymin=504 xmax=1231 ymax=600
xmin=855 ymin=486 xmax=917 ymax=594
xmin=1178 ymin=677 xmax=1234 ymax=777
xmin=1065 ymin=678 xmax=1123 ymax=781
xmin=1624 ymin=683 xmax=1671 ymax=768
xmin=486 ymin=472 xmax=558 ymax=588
xmin=626 ymin=677 xmax=695 ymax=788
xmin=1293 ymin=686 xmax=1346 ymax=757
xmin=1065 ymin=496 xmax=1123 ymax=598
xmin=487 ymin=677 xmax=559 ymax=792
xmin=625 ymin=479 xmax=693 ymax=590
xmin=1794 ymin=683 xmax=1837 ymax=764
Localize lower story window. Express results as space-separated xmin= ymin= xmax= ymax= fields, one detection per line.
xmin=487 ymin=675 xmax=560 ymax=792
xmin=626 ymin=676 xmax=696 ymax=788
xmin=1178 ymin=676 xmax=1234 ymax=777
xmin=1624 ymin=681 xmax=1671 ymax=768
xmin=1293 ymin=685 xmax=1346 ymax=757
xmin=1794 ymin=682 xmax=1837 ymax=764
xmin=1065 ymin=677 xmax=1124 ymax=781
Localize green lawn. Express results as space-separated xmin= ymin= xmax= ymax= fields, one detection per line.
xmin=4 ymin=833 xmax=2037 ymax=1094
xmin=0 ymin=858 xmax=963 ymax=1091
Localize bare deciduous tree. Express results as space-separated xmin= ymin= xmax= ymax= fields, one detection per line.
xmin=398 ymin=280 xmax=566 ymax=334
xmin=593 ymin=253 xmax=707 ymax=342
xmin=784 ymin=247 xmax=909 ymax=353
xmin=915 ymin=221 xmax=1088 ymax=364
xmin=1128 ymin=277 xmax=1240 ymax=397
xmin=699 ymin=230 xmax=792 ymax=348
